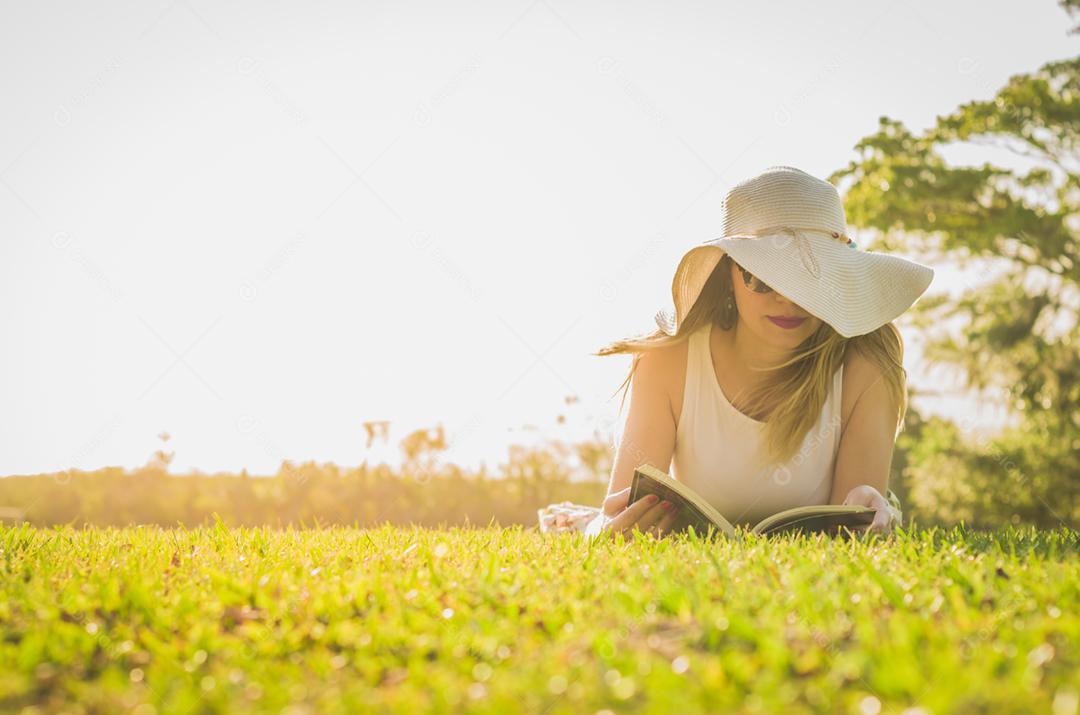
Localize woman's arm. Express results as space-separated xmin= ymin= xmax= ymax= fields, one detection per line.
xmin=604 ymin=348 xmax=677 ymax=503
xmin=829 ymin=355 xmax=902 ymax=534
xmin=602 ymin=347 xmax=679 ymax=534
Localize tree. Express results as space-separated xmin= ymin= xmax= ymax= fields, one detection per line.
xmin=1064 ymin=0 xmax=1080 ymax=33
xmin=146 ymin=430 xmax=175 ymax=472
xmin=829 ymin=15 xmax=1079 ymax=526
xmin=398 ymin=424 xmax=448 ymax=482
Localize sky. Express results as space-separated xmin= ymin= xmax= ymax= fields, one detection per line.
xmin=1 ymin=0 xmax=1076 ymax=477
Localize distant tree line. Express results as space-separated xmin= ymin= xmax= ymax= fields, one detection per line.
xmin=0 ymin=448 xmax=606 ymax=529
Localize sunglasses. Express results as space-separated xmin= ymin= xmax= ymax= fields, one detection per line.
xmin=736 ymin=263 xmax=774 ymax=294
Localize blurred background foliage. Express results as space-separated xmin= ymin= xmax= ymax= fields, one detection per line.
xmin=1 ymin=2 xmax=1077 ymax=532
xmin=0 ymin=438 xmax=609 ymax=529
xmin=829 ymin=9 xmax=1079 ymax=529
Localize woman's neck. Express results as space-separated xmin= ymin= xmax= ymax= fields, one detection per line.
xmin=730 ymin=321 xmax=792 ymax=375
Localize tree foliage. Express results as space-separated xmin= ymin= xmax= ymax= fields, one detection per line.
xmin=830 ymin=35 xmax=1079 ymax=526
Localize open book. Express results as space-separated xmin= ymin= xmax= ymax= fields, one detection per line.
xmin=628 ymin=463 xmax=876 ymax=537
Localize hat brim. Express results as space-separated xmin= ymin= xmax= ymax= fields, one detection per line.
xmin=662 ymin=231 xmax=935 ymax=339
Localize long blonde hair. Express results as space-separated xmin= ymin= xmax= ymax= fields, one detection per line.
xmin=593 ymin=254 xmax=910 ymax=465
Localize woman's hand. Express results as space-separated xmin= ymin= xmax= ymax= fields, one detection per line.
xmin=842 ymin=484 xmax=901 ymax=536
xmin=600 ymin=487 xmax=681 ymax=539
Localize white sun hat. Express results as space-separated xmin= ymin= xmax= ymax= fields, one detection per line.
xmin=656 ymin=165 xmax=935 ymax=339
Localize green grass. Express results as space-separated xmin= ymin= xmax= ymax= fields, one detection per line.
xmin=1 ymin=523 xmax=1077 ymax=715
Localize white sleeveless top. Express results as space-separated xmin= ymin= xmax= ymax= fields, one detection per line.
xmin=671 ymin=323 xmax=844 ymax=527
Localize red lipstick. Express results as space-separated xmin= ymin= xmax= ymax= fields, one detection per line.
xmin=768 ymin=316 xmax=806 ymax=329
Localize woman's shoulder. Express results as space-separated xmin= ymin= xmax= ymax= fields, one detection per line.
xmin=661 ymin=327 xmax=702 ymax=431
xmin=842 ymin=344 xmax=884 ymax=390
xmin=840 ymin=345 xmax=885 ymax=428
xmin=609 ymin=336 xmax=689 ymax=432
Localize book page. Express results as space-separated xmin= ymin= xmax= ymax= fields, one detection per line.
xmin=751 ymin=505 xmax=875 ymax=536
xmin=630 ymin=464 xmax=736 ymax=537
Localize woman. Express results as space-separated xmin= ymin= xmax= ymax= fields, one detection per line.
xmin=593 ymin=165 xmax=933 ymax=539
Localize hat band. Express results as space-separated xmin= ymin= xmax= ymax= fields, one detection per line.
xmin=726 ymin=224 xmax=857 ymax=279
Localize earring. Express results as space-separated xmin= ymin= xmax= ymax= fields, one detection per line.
xmin=722 ymin=293 xmax=736 ymax=328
